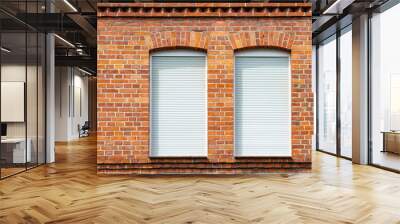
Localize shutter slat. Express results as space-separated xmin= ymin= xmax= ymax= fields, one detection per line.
xmin=151 ymin=56 xmax=206 ymax=157
xmin=235 ymin=56 xmax=291 ymax=157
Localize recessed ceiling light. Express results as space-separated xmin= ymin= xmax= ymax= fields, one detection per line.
xmin=54 ymin=34 xmax=75 ymax=48
xmin=78 ymin=67 xmax=93 ymax=76
xmin=323 ymin=0 xmax=355 ymax=15
xmin=1 ymin=47 xmax=11 ymax=53
xmin=63 ymin=0 xmax=78 ymax=12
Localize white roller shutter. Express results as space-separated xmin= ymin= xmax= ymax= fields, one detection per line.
xmin=150 ymin=50 xmax=207 ymax=157
xmin=235 ymin=50 xmax=291 ymax=157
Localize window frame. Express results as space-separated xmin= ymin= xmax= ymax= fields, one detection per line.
xmin=233 ymin=49 xmax=292 ymax=157
xmin=149 ymin=49 xmax=208 ymax=158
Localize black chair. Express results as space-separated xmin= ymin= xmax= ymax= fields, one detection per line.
xmin=79 ymin=121 xmax=90 ymax=138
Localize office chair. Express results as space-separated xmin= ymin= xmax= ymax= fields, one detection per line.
xmin=79 ymin=121 xmax=90 ymax=138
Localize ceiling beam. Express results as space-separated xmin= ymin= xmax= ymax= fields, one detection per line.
xmin=67 ymin=13 xmax=97 ymax=46
xmin=55 ymin=55 xmax=96 ymax=71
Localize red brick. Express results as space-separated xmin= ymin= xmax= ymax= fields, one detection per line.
xmin=97 ymin=3 xmax=313 ymax=174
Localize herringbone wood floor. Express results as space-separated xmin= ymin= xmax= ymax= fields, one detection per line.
xmin=1 ymin=136 xmax=400 ymax=224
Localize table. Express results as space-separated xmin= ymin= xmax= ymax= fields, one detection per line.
xmin=382 ymin=131 xmax=400 ymax=154
xmin=1 ymin=138 xmax=31 ymax=163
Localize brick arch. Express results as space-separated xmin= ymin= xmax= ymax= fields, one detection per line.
xmin=229 ymin=32 xmax=294 ymax=51
xmin=149 ymin=31 xmax=208 ymax=51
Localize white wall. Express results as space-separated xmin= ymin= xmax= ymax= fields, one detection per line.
xmin=55 ymin=67 xmax=89 ymax=141
xmin=1 ymin=62 xmax=46 ymax=164
xmin=55 ymin=66 xmax=70 ymax=141
xmin=1 ymin=64 xmax=39 ymax=138
xmin=71 ymin=72 xmax=89 ymax=138
xmin=1 ymin=64 xmax=26 ymax=139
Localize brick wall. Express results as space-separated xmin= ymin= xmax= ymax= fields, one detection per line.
xmin=97 ymin=3 xmax=313 ymax=174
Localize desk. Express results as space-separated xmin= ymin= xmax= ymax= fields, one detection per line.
xmin=1 ymin=138 xmax=31 ymax=163
xmin=382 ymin=131 xmax=400 ymax=154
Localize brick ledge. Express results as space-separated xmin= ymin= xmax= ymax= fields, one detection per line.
xmin=97 ymin=162 xmax=311 ymax=175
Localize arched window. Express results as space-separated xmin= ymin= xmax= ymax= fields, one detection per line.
xmin=234 ymin=49 xmax=291 ymax=157
xmin=150 ymin=49 xmax=207 ymax=157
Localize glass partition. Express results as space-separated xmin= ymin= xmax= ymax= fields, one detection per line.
xmin=317 ymin=35 xmax=337 ymax=155
xmin=0 ymin=1 xmax=46 ymax=179
xmin=0 ymin=31 xmax=28 ymax=177
xmin=316 ymin=25 xmax=354 ymax=160
xmin=339 ymin=26 xmax=352 ymax=158
xmin=371 ymin=4 xmax=400 ymax=171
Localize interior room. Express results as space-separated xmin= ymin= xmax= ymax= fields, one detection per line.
xmin=370 ymin=3 xmax=400 ymax=171
xmin=54 ymin=66 xmax=95 ymax=142
xmin=0 ymin=6 xmax=46 ymax=178
xmin=1 ymin=0 xmax=400 ymax=223
xmin=0 ymin=0 xmax=96 ymax=179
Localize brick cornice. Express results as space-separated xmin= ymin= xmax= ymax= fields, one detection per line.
xmin=230 ymin=31 xmax=294 ymax=51
xmin=97 ymin=3 xmax=312 ymax=18
xmin=149 ymin=31 xmax=209 ymax=51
